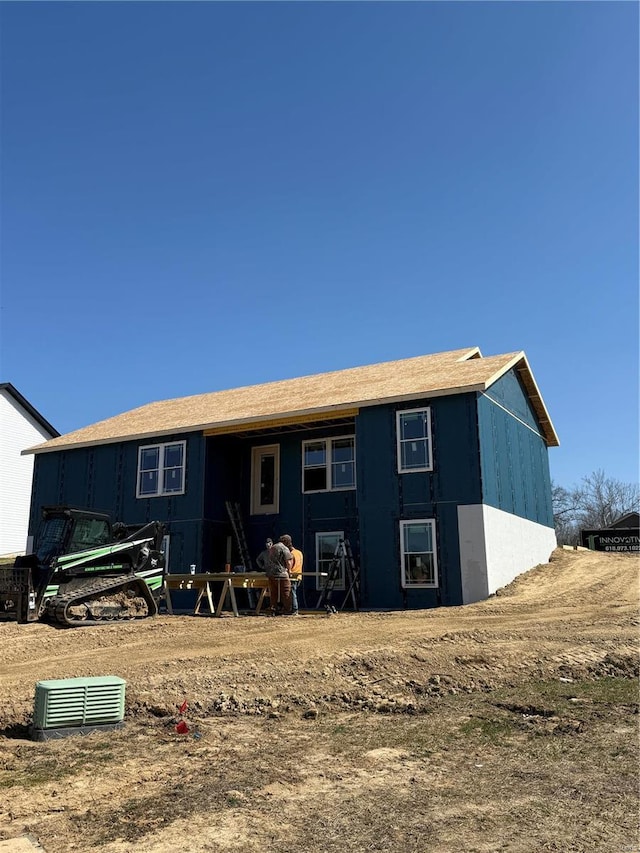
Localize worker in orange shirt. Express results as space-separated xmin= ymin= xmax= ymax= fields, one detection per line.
xmin=279 ymin=534 xmax=303 ymax=616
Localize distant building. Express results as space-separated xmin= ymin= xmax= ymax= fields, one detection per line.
xmin=0 ymin=384 xmax=59 ymax=555
xmin=581 ymin=512 xmax=640 ymax=553
xmin=23 ymin=346 xmax=559 ymax=609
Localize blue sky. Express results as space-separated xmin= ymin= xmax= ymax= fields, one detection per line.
xmin=0 ymin=1 xmax=637 ymax=489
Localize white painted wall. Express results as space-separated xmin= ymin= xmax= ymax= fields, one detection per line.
xmin=458 ymin=504 xmax=557 ymax=604
xmin=0 ymin=391 xmax=54 ymax=555
xmin=457 ymin=505 xmax=490 ymax=603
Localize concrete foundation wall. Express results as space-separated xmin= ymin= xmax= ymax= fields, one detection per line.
xmin=458 ymin=504 xmax=557 ymax=604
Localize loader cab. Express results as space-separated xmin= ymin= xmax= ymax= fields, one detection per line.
xmin=35 ymin=507 xmax=113 ymax=566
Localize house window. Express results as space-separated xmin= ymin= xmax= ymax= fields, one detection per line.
xmin=303 ymin=436 xmax=355 ymax=493
xmin=400 ymin=519 xmax=438 ymax=588
xmin=137 ymin=441 xmax=186 ymax=498
xmin=397 ymin=408 xmax=432 ymax=473
xmin=315 ymin=531 xmax=345 ymax=591
xmin=251 ymin=445 xmax=280 ymax=515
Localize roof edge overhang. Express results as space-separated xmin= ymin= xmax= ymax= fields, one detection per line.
xmin=26 ymin=383 xmax=491 ymax=455
xmin=25 ymin=348 xmax=559 ymax=453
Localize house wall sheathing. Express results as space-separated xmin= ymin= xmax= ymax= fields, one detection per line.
xmin=27 ymin=368 xmax=555 ymax=611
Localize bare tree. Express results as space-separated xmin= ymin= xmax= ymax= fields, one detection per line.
xmin=552 ymin=481 xmax=581 ymax=545
xmin=552 ymin=470 xmax=640 ymax=544
xmin=575 ymin=469 xmax=639 ymax=529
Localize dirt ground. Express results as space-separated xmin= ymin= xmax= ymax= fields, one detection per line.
xmin=0 ymin=548 xmax=638 ymax=853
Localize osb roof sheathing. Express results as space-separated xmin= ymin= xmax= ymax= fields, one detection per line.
xmin=27 ymin=347 xmax=559 ymax=454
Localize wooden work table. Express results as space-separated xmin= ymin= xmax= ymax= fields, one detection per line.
xmin=163 ymin=572 xmax=270 ymax=617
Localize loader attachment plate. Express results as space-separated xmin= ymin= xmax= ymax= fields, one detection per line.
xmin=0 ymin=566 xmax=38 ymax=623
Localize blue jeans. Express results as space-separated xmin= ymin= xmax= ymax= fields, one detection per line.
xmin=290 ymin=579 xmax=299 ymax=613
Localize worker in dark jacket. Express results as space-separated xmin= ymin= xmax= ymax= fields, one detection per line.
xmin=264 ymin=539 xmax=293 ymax=615
xmin=256 ymin=538 xmax=273 ymax=571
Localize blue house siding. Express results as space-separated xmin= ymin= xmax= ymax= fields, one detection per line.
xmin=203 ymin=427 xmax=359 ymax=609
xmin=356 ymin=407 xmax=399 ymax=609
xmin=483 ymin=369 xmax=539 ymax=430
xmin=356 ymin=394 xmax=482 ymax=609
xmin=226 ymin=427 xmax=358 ymax=606
xmin=477 ymin=370 xmax=553 ymax=526
xmin=277 ymin=429 xmax=358 ymax=559
xmin=29 ymin=433 xmax=206 ymax=573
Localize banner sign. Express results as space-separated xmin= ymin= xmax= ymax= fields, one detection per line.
xmin=580 ymin=528 xmax=640 ymax=553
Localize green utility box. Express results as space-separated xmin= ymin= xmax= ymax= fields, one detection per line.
xmin=31 ymin=676 xmax=126 ymax=741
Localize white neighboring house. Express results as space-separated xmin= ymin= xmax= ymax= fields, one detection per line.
xmin=0 ymin=384 xmax=59 ymax=556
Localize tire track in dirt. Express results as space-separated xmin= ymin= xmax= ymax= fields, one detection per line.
xmin=0 ymin=549 xmax=636 ymax=723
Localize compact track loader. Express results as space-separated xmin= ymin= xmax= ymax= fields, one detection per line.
xmin=0 ymin=506 xmax=166 ymax=627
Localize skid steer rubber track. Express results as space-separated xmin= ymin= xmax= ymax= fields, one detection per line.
xmin=46 ymin=573 xmax=158 ymax=627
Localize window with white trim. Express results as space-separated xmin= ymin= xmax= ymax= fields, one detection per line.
xmin=137 ymin=441 xmax=186 ymax=498
xmin=302 ymin=436 xmax=355 ymax=493
xmin=250 ymin=445 xmax=280 ymax=515
xmin=400 ymin=519 xmax=438 ymax=588
xmin=396 ymin=408 xmax=432 ymax=473
xmin=315 ymin=531 xmax=345 ymax=591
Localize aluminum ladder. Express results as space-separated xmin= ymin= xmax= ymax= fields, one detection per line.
xmin=225 ymin=501 xmax=252 ymax=571
xmin=315 ymin=538 xmax=360 ymax=612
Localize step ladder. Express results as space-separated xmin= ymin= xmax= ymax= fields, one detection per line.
xmin=315 ymin=538 xmax=360 ymax=613
xmin=225 ymin=501 xmax=252 ymax=571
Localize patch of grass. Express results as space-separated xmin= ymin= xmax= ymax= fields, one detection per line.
xmin=1 ymin=736 xmax=119 ymax=792
xmin=571 ymin=676 xmax=639 ymax=703
xmin=459 ymin=716 xmax=516 ymax=741
xmin=488 ymin=676 xmax=638 ymax=714
xmin=309 ymin=676 xmax=639 ymax=768
xmin=0 ymin=758 xmax=63 ymax=788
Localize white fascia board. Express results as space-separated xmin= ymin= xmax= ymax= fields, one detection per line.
xmin=515 ymin=353 xmax=560 ymax=446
